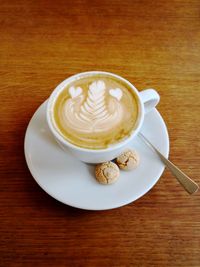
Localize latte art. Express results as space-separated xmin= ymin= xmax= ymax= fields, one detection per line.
xmin=62 ymin=80 xmax=124 ymax=134
xmin=53 ymin=74 xmax=139 ymax=149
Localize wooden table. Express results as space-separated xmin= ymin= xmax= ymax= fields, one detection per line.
xmin=1 ymin=0 xmax=200 ymax=266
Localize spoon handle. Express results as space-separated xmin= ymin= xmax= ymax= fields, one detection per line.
xmin=139 ymin=133 xmax=199 ymax=194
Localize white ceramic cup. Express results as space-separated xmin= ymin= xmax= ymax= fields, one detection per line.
xmin=47 ymin=71 xmax=160 ymax=163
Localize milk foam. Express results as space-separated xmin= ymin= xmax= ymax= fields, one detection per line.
xmin=53 ymin=75 xmax=138 ymax=149
xmin=60 ymin=80 xmax=124 ymax=134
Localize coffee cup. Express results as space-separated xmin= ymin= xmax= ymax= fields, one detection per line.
xmin=47 ymin=71 xmax=160 ymax=163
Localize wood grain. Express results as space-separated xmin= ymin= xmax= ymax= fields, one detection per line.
xmin=0 ymin=0 xmax=200 ymax=266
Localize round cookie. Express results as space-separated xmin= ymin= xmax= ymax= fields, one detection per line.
xmin=116 ymin=149 xmax=140 ymax=170
xmin=95 ymin=161 xmax=120 ymax=185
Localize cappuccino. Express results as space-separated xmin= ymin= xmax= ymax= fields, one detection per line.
xmin=51 ymin=74 xmax=139 ymax=149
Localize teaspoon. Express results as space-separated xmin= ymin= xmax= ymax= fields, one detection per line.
xmin=139 ymin=133 xmax=199 ymax=194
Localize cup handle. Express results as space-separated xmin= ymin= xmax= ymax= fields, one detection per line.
xmin=139 ymin=89 xmax=160 ymax=113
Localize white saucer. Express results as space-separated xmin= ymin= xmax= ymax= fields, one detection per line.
xmin=24 ymin=101 xmax=169 ymax=210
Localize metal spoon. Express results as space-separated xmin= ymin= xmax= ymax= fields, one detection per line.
xmin=139 ymin=133 xmax=199 ymax=194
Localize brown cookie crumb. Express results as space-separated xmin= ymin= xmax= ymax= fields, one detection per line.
xmin=116 ymin=149 xmax=140 ymax=170
xmin=95 ymin=161 xmax=120 ymax=184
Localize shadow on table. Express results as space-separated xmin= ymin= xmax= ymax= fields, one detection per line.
xmin=25 ymin=170 xmax=90 ymax=217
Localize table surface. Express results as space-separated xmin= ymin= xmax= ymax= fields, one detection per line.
xmin=1 ymin=0 xmax=200 ymax=266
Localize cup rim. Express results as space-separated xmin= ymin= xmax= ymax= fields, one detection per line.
xmin=46 ymin=71 xmax=144 ymax=153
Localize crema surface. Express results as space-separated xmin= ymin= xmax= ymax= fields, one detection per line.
xmin=52 ymin=74 xmax=139 ymax=149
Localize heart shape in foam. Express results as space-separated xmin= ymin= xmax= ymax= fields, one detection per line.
xmin=69 ymin=86 xmax=82 ymax=98
xmin=89 ymin=80 xmax=105 ymax=95
xmin=109 ymin=88 xmax=123 ymax=101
